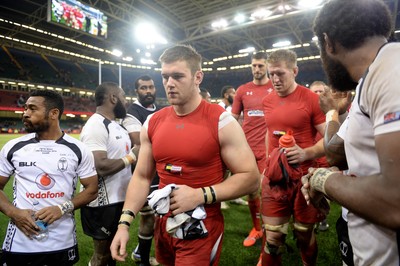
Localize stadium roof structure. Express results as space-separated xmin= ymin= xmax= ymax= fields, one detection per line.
xmin=0 ymin=0 xmax=399 ymax=71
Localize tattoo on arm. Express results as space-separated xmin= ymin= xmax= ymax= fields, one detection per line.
xmin=324 ymin=121 xmax=348 ymax=170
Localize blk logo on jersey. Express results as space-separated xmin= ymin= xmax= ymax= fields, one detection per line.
xmin=35 ymin=172 xmax=56 ymax=190
xmin=19 ymin=161 xmax=36 ymax=167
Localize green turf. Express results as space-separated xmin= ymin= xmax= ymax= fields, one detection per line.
xmin=0 ymin=134 xmax=342 ymax=265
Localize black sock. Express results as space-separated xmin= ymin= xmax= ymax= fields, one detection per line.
xmin=138 ymin=235 xmax=153 ymax=266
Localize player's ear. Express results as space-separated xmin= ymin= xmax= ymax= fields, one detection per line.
xmin=194 ymin=70 xmax=203 ymax=85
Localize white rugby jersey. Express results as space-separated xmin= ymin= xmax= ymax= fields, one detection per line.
xmin=345 ymin=43 xmax=400 ymax=265
xmin=0 ymin=133 xmax=96 ymax=253
xmin=80 ymin=113 xmax=132 ymax=206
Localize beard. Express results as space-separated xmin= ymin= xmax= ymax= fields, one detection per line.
xmin=139 ymin=93 xmax=155 ymax=107
xmin=114 ymin=98 xmax=127 ymax=119
xmin=253 ymin=72 xmax=266 ymax=81
xmin=23 ymin=115 xmax=50 ymax=133
xmin=321 ymin=49 xmax=358 ymax=91
xmin=227 ymin=95 xmax=234 ymax=105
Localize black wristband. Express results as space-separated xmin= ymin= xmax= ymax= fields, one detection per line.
xmin=209 ymin=186 xmax=217 ymax=204
xmin=118 ymin=220 xmax=131 ymax=227
xmin=201 ymin=187 xmax=208 ymax=204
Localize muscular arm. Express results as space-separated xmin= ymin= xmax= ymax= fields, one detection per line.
xmin=288 ymin=122 xmax=326 ymax=164
xmin=324 ymin=131 xmax=400 ymax=229
xmin=305 ymin=122 xmax=326 ymax=161
xmin=110 ymin=127 xmax=155 ymax=261
xmin=121 ymin=127 xmax=155 ymax=215
xmin=92 ymin=151 xmax=130 ymax=177
xmin=215 ymin=119 xmax=260 ymax=200
xmin=73 ymin=175 xmax=98 ymax=209
xmin=324 ymin=120 xmax=348 ymax=169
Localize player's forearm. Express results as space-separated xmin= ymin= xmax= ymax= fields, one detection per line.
xmin=95 ymin=157 xmax=134 ymax=177
xmin=213 ymin=169 xmax=260 ymax=202
xmin=304 ymin=139 xmax=325 ymax=161
xmin=0 ymin=190 xmax=20 ymax=219
xmin=122 ymin=174 xmax=151 ymax=215
xmin=324 ymin=121 xmax=348 ymax=169
xmin=72 ymin=176 xmax=98 ymax=209
xmin=321 ymin=172 xmax=400 ymax=230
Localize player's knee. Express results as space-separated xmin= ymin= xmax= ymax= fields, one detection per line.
xmin=263 ymin=222 xmax=288 ymax=246
xmin=293 ymin=222 xmax=316 ymax=245
xmin=264 ymin=242 xmax=286 ymax=256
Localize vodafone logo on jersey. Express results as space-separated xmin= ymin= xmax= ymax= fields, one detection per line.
xmin=25 ymin=172 xmax=65 ymax=199
xmin=35 ymin=172 xmax=55 ymax=190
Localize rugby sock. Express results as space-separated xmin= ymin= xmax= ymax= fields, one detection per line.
xmin=138 ymin=235 xmax=153 ymax=266
xmin=248 ymin=197 xmax=261 ymax=231
xmin=262 ymin=251 xmax=282 ymax=266
xmin=300 ymin=240 xmax=318 ymax=266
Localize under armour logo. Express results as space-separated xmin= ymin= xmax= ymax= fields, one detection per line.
xmin=68 ymin=248 xmax=76 ymax=261
xmin=339 ymin=241 xmax=348 ymax=256
xmin=246 ymin=91 xmax=253 ymax=95
xmin=176 ymin=124 xmax=184 ymax=129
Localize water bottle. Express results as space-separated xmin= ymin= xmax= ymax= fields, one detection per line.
xmin=32 ymin=201 xmax=49 ymax=241
xmin=279 ymin=130 xmax=296 ymax=148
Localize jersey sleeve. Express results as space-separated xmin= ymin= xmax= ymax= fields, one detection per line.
xmin=80 ymin=120 xmax=108 ymax=152
xmin=231 ymin=85 xmax=244 ymax=115
xmin=77 ymin=144 xmax=97 ymax=179
xmin=218 ymin=111 xmax=236 ymax=130
xmin=123 ymin=114 xmax=142 ymax=133
xmin=362 ymin=45 xmax=400 ymax=136
xmin=0 ymin=141 xmax=14 ymax=178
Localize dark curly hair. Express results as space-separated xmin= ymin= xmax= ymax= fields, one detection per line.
xmin=313 ymin=0 xmax=392 ymax=50
xmin=29 ymin=89 xmax=64 ymax=119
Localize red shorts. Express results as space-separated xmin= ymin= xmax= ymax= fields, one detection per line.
xmin=154 ymin=212 xmax=224 ymax=266
xmin=261 ymin=177 xmax=325 ymax=224
xmin=253 ymin=149 xmax=267 ymax=174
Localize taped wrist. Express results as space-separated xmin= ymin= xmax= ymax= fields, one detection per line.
xmin=201 ymin=186 xmax=217 ymax=204
xmin=57 ymin=200 xmax=74 ymax=215
xmin=326 ymin=109 xmax=339 ymax=123
xmin=118 ymin=209 xmax=136 ymax=228
xmin=122 ymin=148 xmax=137 ymax=167
xmin=309 ymin=168 xmax=333 ymax=194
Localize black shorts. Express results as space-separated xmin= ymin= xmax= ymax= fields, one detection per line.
xmin=336 ymin=216 xmax=354 ymax=266
xmin=1 ymin=245 xmax=79 ymax=266
xmin=81 ymin=202 xmax=124 ymax=240
xmin=150 ymin=172 xmax=160 ymax=194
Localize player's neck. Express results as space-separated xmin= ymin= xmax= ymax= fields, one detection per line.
xmin=173 ymin=95 xmax=202 ymax=116
xmin=36 ymin=126 xmax=63 ymax=141
xmin=253 ymin=77 xmax=269 ymax=86
xmin=96 ymin=107 xmax=115 ymax=121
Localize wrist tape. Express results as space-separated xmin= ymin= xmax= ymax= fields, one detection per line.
xmin=122 ymin=148 xmax=137 ymax=167
xmin=309 ymin=168 xmax=333 ymax=195
xmin=118 ymin=209 xmax=135 ymax=227
xmin=326 ymin=109 xmax=339 ymax=123
xmin=201 ymin=186 xmax=217 ymax=204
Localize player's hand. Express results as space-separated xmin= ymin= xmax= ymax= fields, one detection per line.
xmin=331 ymin=89 xmax=352 ymax=115
xmin=319 ymin=87 xmax=352 ymax=114
xmin=283 ymin=144 xmax=306 ymax=164
xmin=35 ymin=205 xmax=63 ymax=225
xmin=10 ymin=208 xmax=38 ymax=238
xmin=110 ymin=226 xmax=130 ymax=261
xmin=169 ymin=185 xmax=203 ymax=215
xmin=301 ymin=169 xmax=329 ymax=215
